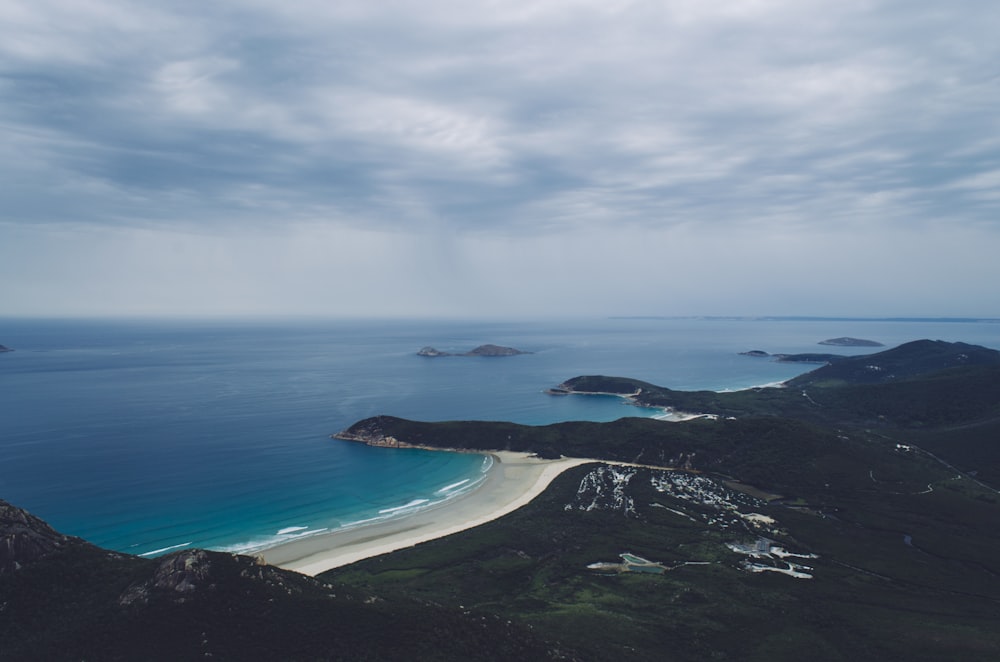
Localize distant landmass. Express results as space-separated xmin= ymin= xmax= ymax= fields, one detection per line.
xmin=610 ymin=315 xmax=1000 ymax=323
xmin=774 ymin=352 xmax=844 ymax=364
xmin=0 ymin=344 xmax=12 ymax=353
xmin=6 ymin=339 xmax=1000 ymax=660
xmin=418 ymin=344 xmax=531 ymax=357
xmin=739 ymin=349 xmax=845 ymax=364
xmin=740 ymin=337 xmax=884 ymax=363
xmin=818 ymin=337 xmax=884 ymax=347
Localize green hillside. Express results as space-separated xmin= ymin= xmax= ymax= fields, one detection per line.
xmin=4 ymin=340 xmax=1000 ymax=660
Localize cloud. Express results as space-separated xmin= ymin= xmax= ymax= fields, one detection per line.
xmin=2 ymin=214 xmax=994 ymax=318
xmin=1 ymin=0 xmax=999 ymax=316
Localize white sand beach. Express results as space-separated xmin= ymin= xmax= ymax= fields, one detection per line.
xmin=260 ymin=451 xmax=594 ymax=576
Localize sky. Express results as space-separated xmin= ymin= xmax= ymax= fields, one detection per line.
xmin=2 ymin=0 xmax=999 ymax=318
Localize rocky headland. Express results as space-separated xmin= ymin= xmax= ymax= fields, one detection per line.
xmin=333 ymin=419 xmax=420 ymax=449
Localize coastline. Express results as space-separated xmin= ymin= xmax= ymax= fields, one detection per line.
xmin=551 ymin=388 xmax=707 ymax=421
xmin=260 ymin=451 xmax=594 ymax=576
xmin=553 ymin=381 xmax=788 ymax=421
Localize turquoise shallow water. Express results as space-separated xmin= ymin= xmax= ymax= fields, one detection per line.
xmin=1 ymin=317 xmax=997 ymax=556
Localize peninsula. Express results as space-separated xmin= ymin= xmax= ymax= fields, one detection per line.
xmin=739 ymin=337 xmax=885 ymax=362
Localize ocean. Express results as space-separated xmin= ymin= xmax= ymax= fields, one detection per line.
xmin=1 ymin=317 xmax=997 ymax=557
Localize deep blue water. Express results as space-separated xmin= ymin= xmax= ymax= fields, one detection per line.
xmin=1 ymin=317 xmax=997 ymax=556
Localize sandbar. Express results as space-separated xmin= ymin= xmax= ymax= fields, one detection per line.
xmin=260 ymin=451 xmax=594 ymax=576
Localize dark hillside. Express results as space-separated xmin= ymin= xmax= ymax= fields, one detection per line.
xmin=6 ymin=339 xmax=1000 ymax=661
xmin=543 ymin=343 xmax=1000 ymax=481
xmin=906 ymin=416 xmax=1000 ymax=487
xmin=339 ymin=414 xmax=956 ymax=502
xmin=0 ymin=500 xmax=569 ymax=661
xmin=787 ymin=339 xmax=1000 ymax=387
xmin=796 ymin=364 xmax=1000 ymax=429
xmin=330 ymin=462 xmax=1000 ymax=662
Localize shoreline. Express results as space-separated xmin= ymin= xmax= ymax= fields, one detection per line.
xmin=551 ymin=388 xmax=709 ymax=421
xmin=260 ymin=451 xmax=594 ymax=576
xmin=553 ymin=381 xmax=788 ymax=421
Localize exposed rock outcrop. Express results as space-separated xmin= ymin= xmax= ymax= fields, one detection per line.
xmin=0 ymin=500 xmax=87 ymax=574
xmin=118 ymin=549 xmax=214 ymax=606
xmin=567 ymin=466 xmax=637 ymax=517
xmin=333 ymin=415 xmax=422 ymax=448
xmin=117 ymin=548 xmax=314 ymax=607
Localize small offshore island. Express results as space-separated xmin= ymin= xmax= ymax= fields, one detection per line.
xmin=0 ymin=344 xmax=12 ymax=353
xmin=818 ymin=336 xmax=884 ymax=347
xmin=417 ymin=343 xmax=531 ymax=357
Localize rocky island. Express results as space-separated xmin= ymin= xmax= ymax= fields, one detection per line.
xmin=818 ymin=337 xmax=884 ymax=347
xmin=417 ymin=344 xmax=531 ymax=357
xmin=0 ymin=344 xmax=12 ymax=353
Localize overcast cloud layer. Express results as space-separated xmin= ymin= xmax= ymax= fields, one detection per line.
xmin=2 ymin=0 xmax=999 ymax=318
